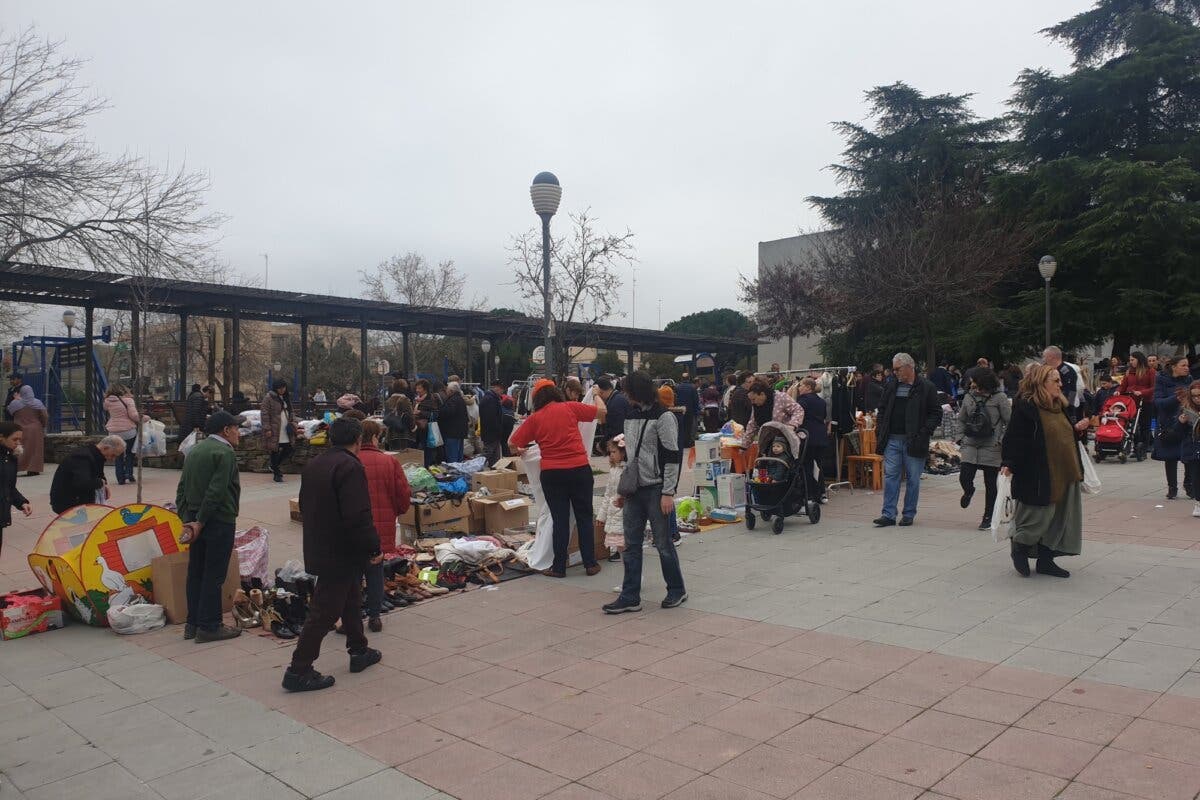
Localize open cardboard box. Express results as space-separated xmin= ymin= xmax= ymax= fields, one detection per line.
xmin=151 ymin=549 xmax=240 ymax=625
xmin=471 ymin=469 xmax=519 ymax=494
xmin=470 ymin=491 xmax=532 ymax=533
xmin=491 ymin=456 xmax=528 ymax=476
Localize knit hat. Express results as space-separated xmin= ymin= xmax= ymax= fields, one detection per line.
xmin=533 ymin=378 xmax=556 ymax=395
xmin=658 ymin=385 xmax=675 ymax=407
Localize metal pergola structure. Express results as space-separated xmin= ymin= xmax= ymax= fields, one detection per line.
xmin=0 ymin=261 xmax=758 ymax=432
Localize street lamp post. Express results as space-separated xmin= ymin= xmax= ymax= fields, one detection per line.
xmin=480 ymin=339 xmax=492 ymax=388
xmin=1038 ymin=255 xmax=1057 ymax=349
xmin=62 ymin=309 xmax=76 ymax=426
xmin=530 ymin=172 xmax=561 ymax=379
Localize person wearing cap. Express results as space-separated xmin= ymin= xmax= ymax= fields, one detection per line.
xmin=175 ymin=410 xmax=244 ymax=643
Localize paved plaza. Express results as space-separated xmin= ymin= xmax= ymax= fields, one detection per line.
xmin=3 ymin=457 xmax=1200 ymax=799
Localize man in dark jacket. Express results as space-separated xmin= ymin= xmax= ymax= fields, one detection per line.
xmin=49 ymin=436 xmax=124 ymax=513
xmin=673 ymin=377 xmax=700 ymax=450
xmin=596 ymin=377 xmax=630 ymax=443
xmin=181 ymin=384 xmax=210 ymax=433
xmin=873 ymin=353 xmax=942 ymax=527
xmin=728 ymin=371 xmax=754 ymax=427
xmin=479 ymin=379 xmax=505 ymax=465
xmin=283 ymin=417 xmax=381 ymax=692
xmin=176 ymin=411 xmax=244 ymax=643
xmin=863 ymin=365 xmax=886 ymax=414
xmin=438 ymin=382 xmax=469 ymax=463
xmin=4 ymin=374 xmax=22 ymax=422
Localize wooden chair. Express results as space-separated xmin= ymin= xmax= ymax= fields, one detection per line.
xmin=847 ymin=453 xmax=884 ymax=490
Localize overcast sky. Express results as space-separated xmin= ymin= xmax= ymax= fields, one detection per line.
xmin=9 ymin=0 xmax=1087 ymax=332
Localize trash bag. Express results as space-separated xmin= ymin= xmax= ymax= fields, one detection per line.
xmin=991 ymin=473 xmax=1016 ymax=543
xmin=276 ymin=559 xmax=311 ymax=584
xmin=179 ymin=431 xmax=199 ymax=458
xmin=235 ymin=526 xmax=271 ymax=586
xmin=107 ymin=602 xmax=166 ymax=634
xmin=404 ymin=465 xmax=439 ymax=493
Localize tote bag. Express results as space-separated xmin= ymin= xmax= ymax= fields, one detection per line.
xmin=990 ymin=473 xmax=1016 ymax=543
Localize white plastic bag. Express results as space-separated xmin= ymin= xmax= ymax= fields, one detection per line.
xmin=179 ymin=431 xmax=199 ymax=458
xmin=107 ymin=602 xmax=166 ymax=634
xmin=1079 ymin=443 xmax=1102 ymax=495
xmin=139 ymin=419 xmax=167 ymax=456
xmin=235 ymin=526 xmax=271 ymax=586
xmin=991 ymin=473 xmax=1016 ymax=543
xmin=521 ymin=444 xmax=556 ymax=571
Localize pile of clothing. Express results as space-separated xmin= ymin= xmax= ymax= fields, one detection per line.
xmin=926 ymin=440 xmax=961 ymax=475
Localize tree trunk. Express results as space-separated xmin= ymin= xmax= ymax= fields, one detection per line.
xmin=787 ymin=336 xmax=794 ymax=371
xmin=1111 ymin=334 xmax=1132 ymax=359
xmin=922 ymin=318 xmax=936 ymax=371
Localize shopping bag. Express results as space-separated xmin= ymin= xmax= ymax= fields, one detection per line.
xmin=179 ymin=431 xmax=199 ymax=458
xmin=427 ymin=421 xmax=444 ymax=448
xmin=990 ymin=473 xmax=1016 ymax=543
xmin=1079 ymin=443 xmax=1102 ymax=495
xmin=521 ymin=444 xmax=555 ymax=571
xmin=107 ymin=602 xmax=166 ymax=634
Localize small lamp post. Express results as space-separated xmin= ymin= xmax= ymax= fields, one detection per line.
xmin=530 ymin=172 xmax=561 ymax=378
xmin=480 ymin=339 xmax=492 ymax=388
xmin=1038 ymin=255 xmax=1057 ymax=349
xmin=62 ymin=309 xmax=77 ymax=422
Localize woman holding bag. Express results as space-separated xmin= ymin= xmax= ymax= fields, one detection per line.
xmin=1000 ymin=364 xmax=1091 ymax=578
xmin=413 ymin=379 xmax=442 ymax=467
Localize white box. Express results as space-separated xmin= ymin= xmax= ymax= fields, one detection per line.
xmin=715 ymin=474 xmax=747 ymax=507
xmin=693 ymin=439 xmax=722 ymax=463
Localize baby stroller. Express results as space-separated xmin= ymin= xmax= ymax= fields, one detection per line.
xmin=1094 ymin=393 xmax=1140 ymax=463
xmin=744 ymin=421 xmax=821 ymax=535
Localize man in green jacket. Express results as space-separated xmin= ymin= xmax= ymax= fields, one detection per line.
xmin=175 ymin=410 xmax=243 ymax=642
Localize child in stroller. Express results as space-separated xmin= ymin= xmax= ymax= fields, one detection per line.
xmin=1094 ymin=393 xmax=1140 ymax=463
xmin=744 ymin=421 xmax=820 ymax=534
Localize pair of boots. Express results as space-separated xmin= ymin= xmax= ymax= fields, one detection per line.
xmin=1010 ymin=541 xmax=1069 ymax=578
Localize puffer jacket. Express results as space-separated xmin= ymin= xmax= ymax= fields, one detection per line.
xmin=357 ymin=443 xmax=411 ymax=552
xmin=104 ymin=394 xmax=143 ymax=434
xmin=260 ymin=391 xmax=293 ymax=453
xmin=958 ymin=391 xmax=1011 ymax=468
xmin=599 ymin=462 xmax=625 ymax=534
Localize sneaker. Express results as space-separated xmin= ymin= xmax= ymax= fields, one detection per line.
xmin=602 ymin=598 xmax=642 ymax=614
xmin=661 ymin=593 xmax=688 ymax=609
xmin=872 ymin=516 xmax=895 ymax=527
xmin=183 ymin=624 xmax=196 ymax=640
xmin=194 ymin=625 xmax=242 ymax=643
xmin=898 ymin=517 xmax=914 ymax=527
xmin=607 ymin=550 xmax=621 ymax=562
xmin=1193 ymin=503 xmax=1200 ymax=518
xmin=960 ymin=487 xmax=975 ymax=508
xmin=349 ymin=647 xmax=382 ymax=674
xmin=282 ymin=668 xmax=335 ymax=692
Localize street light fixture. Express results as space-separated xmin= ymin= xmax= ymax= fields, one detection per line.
xmin=62 ymin=309 xmax=77 ymax=424
xmin=1038 ymin=255 xmax=1057 ymax=349
xmin=480 ymin=339 xmax=492 ymax=387
xmin=530 ymin=171 xmax=561 ymax=378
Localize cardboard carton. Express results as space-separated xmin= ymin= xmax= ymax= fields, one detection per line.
xmin=399 ymin=498 xmax=471 ymax=528
xmin=289 ymin=498 xmax=301 ymax=522
xmin=694 ymin=439 xmax=722 ymax=464
xmin=715 ymin=473 xmax=747 ymax=507
xmin=0 ymin=589 xmax=64 ymax=639
xmin=151 ymin=549 xmax=240 ymax=625
xmin=386 ymin=450 xmax=425 ymax=468
xmin=471 ymin=491 xmax=532 ymax=533
xmin=471 ymin=469 xmax=519 ymax=494
xmin=491 ymin=456 xmax=528 ymax=476
xmin=566 ymin=520 xmax=611 ymax=564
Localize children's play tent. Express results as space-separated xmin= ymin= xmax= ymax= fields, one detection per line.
xmin=28 ymin=503 xmax=186 ymax=626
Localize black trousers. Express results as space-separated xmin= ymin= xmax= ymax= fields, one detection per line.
xmin=1165 ymin=460 xmax=1199 ymax=496
xmin=185 ymin=520 xmax=235 ymax=631
xmin=270 ymin=443 xmax=294 ymax=475
xmin=802 ymin=444 xmax=825 ymax=500
xmin=540 ymin=465 xmax=597 ymax=572
xmin=960 ymin=463 xmax=1000 ymax=522
xmin=289 ymin=573 xmax=366 ymax=673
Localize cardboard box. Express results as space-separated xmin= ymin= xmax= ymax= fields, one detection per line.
xmin=694 ymin=439 xmax=722 ymax=463
xmin=399 ymin=498 xmax=471 ymax=528
xmin=386 ymin=449 xmax=425 ymax=468
xmin=0 ymin=589 xmax=65 ymax=639
xmin=492 ymin=456 xmax=528 ymax=476
xmin=471 ymin=491 xmax=533 ymax=533
xmin=289 ymin=498 xmax=301 ymax=522
xmin=471 ymin=469 xmax=519 ymax=494
xmin=715 ymin=473 xmax=747 ymax=507
xmin=401 ymin=516 xmax=470 ymax=541
xmin=151 ymin=549 xmax=240 ymax=625
xmin=569 ymin=520 xmax=611 ymax=564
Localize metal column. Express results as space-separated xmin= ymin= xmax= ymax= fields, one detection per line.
xmin=359 ymin=317 xmax=369 ymax=397
xmin=83 ymin=306 xmax=95 ymax=434
xmin=464 ymin=325 xmax=473 ymax=383
xmin=626 ymin=348 xmax=635 ymax=375
xmin=177 ymin=312 xmax=189 ymax=401
xmin=299 ymin=320 xmax=309 ymax=411
xmin=402 ymin=330 xmax=411 ymax=376
xmin=230 ymin=306 xmax=241 ymax=398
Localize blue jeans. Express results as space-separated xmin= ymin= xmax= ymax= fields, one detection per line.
xmin=443 ymin=438 xmax=464 ymax=463
xmin=618 ymin=486 xmax=686 ymax=604
xmin=881 ymin=435 xmax=925 ymax=521
xmin=114 ymin=430 xmax=136 ymax=483
xmin=184 ymin=519 xmax=235 ymax=631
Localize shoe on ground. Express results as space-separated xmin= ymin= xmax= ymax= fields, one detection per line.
xmin=1036 ymin=557 xmax=1070 ymax=578
xmin=368 ymin=616 xmax=382 ymax=633
xmin=1193 ymin=503 xmax=1200 ymax=518
xmin=602 ymin=597 xmax=642 ymax=614
xmin=183 ymin=624 xmax=196 ymax=640
xmin=873 ymin=516 xmax=895 ymax=527
xmin=898 ymin=517 xmax=914 ymax=527
xmin=978 ymin=518 xmax=991 ymax=531
xmin=960 ymin=487 xmax=975 ymax=508
xmin=1010 ymin=540 xmax=1031 ymax=577
xmin=661 ymin=593 xmax=688 ymax=609
xmin=126 ymin=475 xmax=135 ymax=483
xmin=607 ymin=550 xmax=621 ymax=562
xmin=1167 ymin=487 xmax=1178 ymax=500
xmin=195 ymin=624 xmax=242 ymax=643
xmin=282 ymin=668 xmax=335 ymax=692
xmin=542 ymin=569 xmax=565 ymax=578
xmin=349 ymin=647 xmax=382 ymax=674
xmin=273 ymin=473 xmax=283 ymax=483
xmin=585 ymin=564 xmax=602 ymax=576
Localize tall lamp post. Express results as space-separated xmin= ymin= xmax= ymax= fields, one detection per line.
xmin=530 ymin=172 xmax=561 ymax=378
xmin=62 ymin=309 xmax=76 ymax=425
xmin=480 ymin=339 xmax=492 ymax=388
xmin=1038 ymin=255 xmax=1057 ymax=349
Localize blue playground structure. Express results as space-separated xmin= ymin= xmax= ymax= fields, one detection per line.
xmin=9 ymin=328 xmax=111 ymax=433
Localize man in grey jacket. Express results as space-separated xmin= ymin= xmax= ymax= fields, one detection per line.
xmin=603 ymin=371 xmax=688 ymax=614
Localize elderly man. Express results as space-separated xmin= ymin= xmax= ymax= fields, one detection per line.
xmin=439 ymin=381 xmax=469 ymax=463
xmin=873 ymin=353 xmax=942 ymax=527
xmin=1042 ymin=346 xmax=1079 ymax=423
xmin=49 ymin=435 xmax=125 ymax=512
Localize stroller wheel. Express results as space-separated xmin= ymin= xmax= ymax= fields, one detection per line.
xmin=807 ymin=502 xmax=821 ymax=525
xmin=1094 ymin=453 xmax=1104 ymax=462
xmin=761 ymin=511 xmax=771 ymax=521
xmin=1118 ymin=452 xmax=1127 ymax=464
xmin=771 ymin=517 xmax=785 ymax=535
xmin=744 ymin=512 xmax=756 ymax=530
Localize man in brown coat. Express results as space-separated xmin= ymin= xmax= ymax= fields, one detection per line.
xmin=282 ymin=417 xmax=382 ymax=692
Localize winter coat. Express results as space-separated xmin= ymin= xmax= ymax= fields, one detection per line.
xmin=600 ymin=462 xmax=625 ymax=535
xmin=358 ymin=443 xmax=411 ymax=552
xmin=743 ymin=391 xmax=804 ymax=447
xmin=1152 ymin=373 xmax=1193 ymax=462
xmin=49 ymin=444 xmax=106 ymax=513
xmin=728 ymin=386 xmax=752 ymax=426
xmin=957 ymin=390 xmax=1011 ymax=468
xmin=604 ymin=391 xmax=630 ymax=441
xmin=1000 ymin=398 xmax=1084 ymax=507
xmin=795 ymin=393 xmax=830 ymax=448
xmin=439 ymin=392 xmax=469 ymax=439
xmin=1118 ymin=368 xmax=1156 ymax=403
xmin=175 ymin=436 xmax=240 ymax=525
xmin=103 ymin=394 xmax=143 ymax=435
xmin=673 ymin=382 xmax=700 ymax=449
xmin=479 ymin=389 xmax=504 ymax=443
xmin=863 ymin=379 xmax=885 ymax=414
xmin=0 ymin=444 xmax=28 ymax=529
xmin=623 ymin=404 xmax=682 ymax=495
xmin=298 ymin=446 xmax=380 ymax=579
xmin=182 ymin=390 xmax=210 ymax=432
xmin=259 ymin=391 xmax=293 ymax=453
xmin=874 ymin=376 xmax=942 ymax=459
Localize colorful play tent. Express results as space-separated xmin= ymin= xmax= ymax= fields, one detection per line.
xmin=28 ymin=503 xmax=186 ymax=626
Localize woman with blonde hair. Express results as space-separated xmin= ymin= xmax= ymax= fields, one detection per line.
xmin=1000 ymin=364 xmax=1091 ymax=577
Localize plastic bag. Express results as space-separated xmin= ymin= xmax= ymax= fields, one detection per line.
xmin=991 ymin=473 xmax=1016 ymax=543
xmin=520 ymin=444 xmax=556 ymax=571
xmin=179 ymin=431 xmax=199 ymax=458
xmin=1079 ymin=443 xmax=1102 ymax=495
xmin=107 ymin=602 xmax=166 ymax=634
xmin=139 ymin=419 xmax=168 ymax=456
xmin=234 ymin=526 xmax=271 ymax=586
xmin=404 ymin=464 xmax=438 ymax=493
xmin=427 ymin=421 xmax=444 ymax=448
xmin=436 ymin=478 xmax=469 ymax=496
xmin=276 ymin=559 xmax=311 ymax=584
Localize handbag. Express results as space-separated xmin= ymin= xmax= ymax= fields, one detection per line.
xmin=990 ymin=473 xmax=1015 ymax=543
xmin=618 ymin=420 xmax=649 ymax=498
xmin=1079 ymin=442 xmax=1102 ymax=495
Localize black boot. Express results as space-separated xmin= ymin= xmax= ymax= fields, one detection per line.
xmin=978 ymin=516 xmax=991 ymax=531
xmin=1035 ymin=544 xmax=1070 ymax=578
xmin=1010 ymin=540 xmax=1031 ymax=577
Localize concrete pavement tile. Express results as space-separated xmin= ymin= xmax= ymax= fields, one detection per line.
xmin=769 ymin=717 xmax=881 ymax=763
xmin=25 ymin=762 xmax=161 ymax=800
xmin=313 ymin=767 xmax=441 ymax=800
xmin=702 ymin=698 xmax=807 ymax=740
xmin=4 ymin=742 xmax=112 ymax=791
xmin=582 ymin=752 xmax=702 ymax=800
xmin=817 ymin=693 xmax=922 ymax=735
xmin=148 ymin=753 xmax=284 ymax=800
xmin=967 ymin=665 xmax=1071 ymax=700
xmin=451 ymin=760 xmax=568 ymax=800
xmin=712 ymin=743 xmax=831 ymax=798
xmin=646 ymin=722 xmax=756 ymax=772
xmin=355 ymin=722 xmax=460 ymax=766
xmin=270 ymin=749 xmax=388 ymax=797
xmin=932 ymin=757 xmax=1068 ymax=800
xmin=846 ymin=736 xmax=968 ymax=789
xmin=1142 ymin=692 xmax=1200 ymax=730
xmin=790 ymin=765 xmax=923 ymax=800
xmin=975 ymin=727 xmax=1102 ymax=780
xmin=1049 ymin=678 xmax=1159 ymax=716
xmin=1110 ymin=718 xmax=1200 ymax=765
xmin=893 ymin=710 xmax=1004 ymax=755
xmin=585 ymin=704 xmax=690 ymax=749
xmin=1075 ymin=747 xmax=1200 ymax=800
xmin=19 ymin=666 xmax=119 ymax=708
xmin=932 ymin=686 xmax=1040 ymax=725
xmin=468 ymin=713 xmax=574 ymax=758
xmin=102 ymin=719 xmax=227 ymax=781
xmin=1015 ymin=701 xmax=1134 ymax=746
xmin=105 ymin=659 xmax=210 ymax=700
xmin=661 ymin=774 xmax=777 ymax=800
xmin=640 ymin=685 xmax=740 ymax=723
xmin=1080 ymin=657 xmax=1187 ymax=692
xmin=517 ymin=731 xmax=634 ymax=781
xmin=1002 ymin=646 xmax=1099 ymax=678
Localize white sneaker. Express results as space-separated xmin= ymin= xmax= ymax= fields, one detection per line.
xmin=1193 ymin=503 xmax=1200 ymax=518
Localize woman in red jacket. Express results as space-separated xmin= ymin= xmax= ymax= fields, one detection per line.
xmin=1118 ymin=351 xmax=1157 ymax=461
xmin=357 ymin=419 xmax=411 ymax=631
xmin=509 ymin=380 xmax=607 ymax=578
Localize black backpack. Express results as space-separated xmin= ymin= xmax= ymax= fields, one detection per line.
xmin=963 ymin=395 xmax=994 ymax=439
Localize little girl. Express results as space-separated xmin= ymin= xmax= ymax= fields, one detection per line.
xmin=601 ymin=435 xmax=627 ymax=562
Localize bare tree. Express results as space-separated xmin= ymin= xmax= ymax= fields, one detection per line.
xmin=508 ymin=209 xmax=634 ymax=374
xmin=738 ymin=260 xmax=827 ymax=370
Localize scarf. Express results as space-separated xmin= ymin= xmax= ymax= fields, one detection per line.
xmin=7 ymin=385 xmax=46 ymax=414
xmin=1037 ymin=403 xmax=1081 ymax=504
